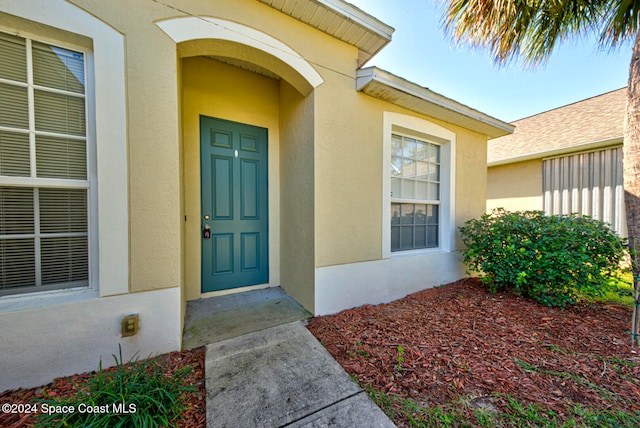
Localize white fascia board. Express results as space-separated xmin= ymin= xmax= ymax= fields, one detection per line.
xmin=357 ymin=67 xmax=514 ymax=138
xmin=318 ymin=0 xmax=394 ymax=40
xmin=257 ymin=0 xmax=393 ymax=65
xmin=488 ymin=137 xmax=624 ymax=167
xmin=323 ymin=0 xmax=394 ymax=65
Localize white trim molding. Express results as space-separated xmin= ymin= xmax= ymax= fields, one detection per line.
xmin=156 ymin=16 xmax=324 ymax=96
xmin=0 ymin=287 xmax=181 ymax=391
xmin=358 ymin=68 xmax=514 ymax=138
xmin=382 ymin=112 xmax=456 ymax=259
xmin=256 ymin=0 xmax=393 ymax=66
xmin=488 ymin=137 xmax=623 ymax=167
xmin=0 ymin=0 xmax=129 ymax=298
xmin=315 ymin=251 xmax=465 ymax=315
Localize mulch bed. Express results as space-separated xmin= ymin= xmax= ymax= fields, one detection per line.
xmin=0 ymin=346 xmax=206 ymax=428
xmin=308 ymin=278 xmax=640 ymax=426
xmin=2 ymin=279 xmax=638 ymax=427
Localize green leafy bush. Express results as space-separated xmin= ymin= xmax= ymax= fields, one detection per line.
xmin=459 ymin=209 xmax=627 ymax=307
xmin=34 ymin=347 xmax=198 ymax=428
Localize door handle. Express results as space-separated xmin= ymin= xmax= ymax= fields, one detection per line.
xmin=203 ymin=224 xmax=211 ymax=239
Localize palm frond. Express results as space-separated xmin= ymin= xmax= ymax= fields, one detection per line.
xmin=443 ymin=0 xmax=627 ymax=65
xmin=601 ymin=0 xmax=640 ymax=47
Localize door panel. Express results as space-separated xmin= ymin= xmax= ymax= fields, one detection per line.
xmin=241 ymin=159 xmax=258 ymax=219
xmin=201 ymin=116 xmax=268 ymax=292
xmin=213 ymin=156 xmax=233 ymax=219
xmin=241 ymin=233 xmax=259 ymax=271
xmin=213 ymin=234 xmax=233 ymax=275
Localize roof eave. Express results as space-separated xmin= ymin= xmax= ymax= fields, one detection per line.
xmin=356 ymin=67 xmax=514 ymax=138
xmin=257 ymin=0 xmax=394 ymax=66
xmin=488 ymin=137 xmax=624 ymax=167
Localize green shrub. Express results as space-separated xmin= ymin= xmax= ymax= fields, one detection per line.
xmin=459 ymin=209 xmax=627 ymax=307
xmin=34 ymin=347 xmax=198 ymax=428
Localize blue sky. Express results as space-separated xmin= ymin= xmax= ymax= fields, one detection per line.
xmin=347 ymin=0 xmax=631 ymax=122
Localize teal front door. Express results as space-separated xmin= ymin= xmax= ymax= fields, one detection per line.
xmin=200 ymin=116 xmax=269 ymax=292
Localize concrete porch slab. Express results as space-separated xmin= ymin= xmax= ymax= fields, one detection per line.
xmin=183 ymin=287 xmax=311 ymax=349
xmin=205 ymin=321 xmax=395 ymax=427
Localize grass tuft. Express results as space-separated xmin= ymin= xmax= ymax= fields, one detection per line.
xmin=34 ymin=345 xmax=200 ymax=428
xmin=593 ymin=269 xmax=635 ymax=307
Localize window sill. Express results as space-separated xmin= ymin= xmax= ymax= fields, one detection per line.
xmin=0 ymin=287 xmax=99 ymax=313
xmin=389 ymin=247 xmax=448 ymax=258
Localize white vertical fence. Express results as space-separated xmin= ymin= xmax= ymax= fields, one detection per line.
xmin=543 ymin=146 xmax=627 ymax=237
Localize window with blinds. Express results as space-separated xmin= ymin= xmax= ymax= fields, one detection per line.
xmin=0 ymin=31 xmax=89 ymax=295
xmin=390 ymin=134 xmax=441 ymax=251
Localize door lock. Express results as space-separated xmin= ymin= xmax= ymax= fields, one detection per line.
xmin=204 ymin=215 xmax=210 ymax=220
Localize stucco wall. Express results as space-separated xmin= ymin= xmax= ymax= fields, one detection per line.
xmin=313 ymin=66 xmax=383 ymax=267
xmin=280 ymin=82 xmax=316 ymax=312
xmin=0 ymin=0 xmax=330 ymax=390
xmin=312 ymin=78 xmax=488 ymax=314
xmin=65 ymin=0 xmax=352 ymax=295
xmin=0 ymin=0 xmax=148 ymax=391
xmin=169 ymin=1 xmax=353 ymax=307
xmin=313 ymin=88 xmax=490 ymax=267
xmin=2 ymin=0 xmax=493 ymax=327
xmin=487 ymin=160 xmax=543 ymax=212
xmin=454 ymin=127 xmax=489 ymax=244
xmin=69 ymin=0 xmax=182 ymax=293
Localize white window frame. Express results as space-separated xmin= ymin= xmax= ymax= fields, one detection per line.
xmin=382 ymin=112 xmax=456 ymax=259
xmin=0 ymin=0 xmax=128 ymax=310
xmin=0 ymin=30 xmax=94 ymax=295
xmin=390 ymin=132 xmax=441 ymax=251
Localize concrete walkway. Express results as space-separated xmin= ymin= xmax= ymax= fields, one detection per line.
xmin=205 ymin=321 xmax=396 ymax=427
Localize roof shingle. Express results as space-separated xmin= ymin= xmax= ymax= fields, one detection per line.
xmin=488 ymin=88 xmax=626 ymax=164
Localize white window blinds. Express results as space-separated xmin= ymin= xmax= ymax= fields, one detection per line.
xmin=390 ymin=134 xmax=441 ymax=251
xmin=0 ymin=31 xmax=89 ymax=295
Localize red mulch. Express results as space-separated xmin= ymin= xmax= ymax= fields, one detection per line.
xmin=308 ymin=278 xmax=640 ymax=426
xmin=0 ymin=346 xmax=206 ymax=428
xmin=3 ymin=279 xmax=638 ymax=427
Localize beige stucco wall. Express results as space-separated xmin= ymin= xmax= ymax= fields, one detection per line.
xmin=173 ymin=3 xmax=350 ymax=308
xmin=69 ymin=0 xmax=183 ymax=293
xmin=63 ymin=0 xmax=488 ymax=301
xmin=313 ymin=64 xmax=382 ymax=267
xmin=452 ymin=127 xmax=489 ymax=245
xmin=65 ymin=0 xmax=346 ymax=295
xmin=312 ymin=93 xmax=488 ymax=313
xmin=487 ymin=159 xmax=543 ymax=212
xmin=313 ymin=83 xmax=490 ymax=267
xmin=280 ymin=82 xmax=316 ymax=311
xmin=0 ymin=0 xmax=175 ymax=391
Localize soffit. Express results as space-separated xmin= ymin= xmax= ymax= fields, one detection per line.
xmin=257 ymin=0 xmax=393 ymax=66
xmin=357 ymin=67 xmax=514 ymax=139
xmin=207 ymin=56 xmax=281 ymax=80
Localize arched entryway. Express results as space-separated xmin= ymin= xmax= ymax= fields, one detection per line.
xmin=156 ymin=17 xmax=320 ymax=331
